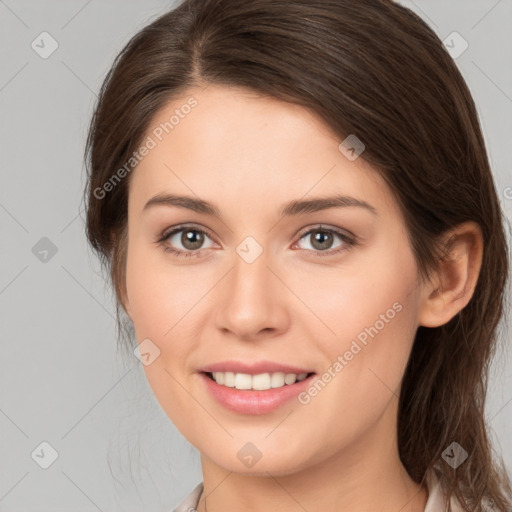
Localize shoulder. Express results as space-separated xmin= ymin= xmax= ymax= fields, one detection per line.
xmin=171 ymin=482 xmax=204 ymax=512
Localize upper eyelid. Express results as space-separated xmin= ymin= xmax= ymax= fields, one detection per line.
xmin=295 ymin=224 xmax=354 ymax=240
xmin=162 ymin=223 xmax=216 ymax=239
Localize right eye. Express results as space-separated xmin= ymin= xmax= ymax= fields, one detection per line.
xmin=157 ymin=224 xmax=217 ymax=258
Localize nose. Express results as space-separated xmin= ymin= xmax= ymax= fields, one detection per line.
xmin=214 ymin=247 xmax=291 ymax=341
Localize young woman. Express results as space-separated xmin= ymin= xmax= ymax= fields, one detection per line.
xmin=84 ymin=1 xmax=511 ymax=510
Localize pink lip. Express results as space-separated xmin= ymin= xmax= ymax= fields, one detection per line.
xmin=199 ymin=371 xmax=316 ymax=415
xmin=200 ymin=360 xmax=313 ymax=375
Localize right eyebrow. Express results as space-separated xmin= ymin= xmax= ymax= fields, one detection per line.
xmin=143 ymin=193 xmax=224 ymax=219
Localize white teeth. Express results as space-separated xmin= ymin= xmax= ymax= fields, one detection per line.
xmin=235 ymin=373 xmax=252 ymax=389
xmin=271 ymin=372 xmax=285 ymax=388
xmin=224 ymin=372 xmax=235 ymax=387
xmin=251 ymin=373 xmax=269 ymax=390
xmin=209 ymin=371 xmax=310 ymax=390
xmin=284 ymin=373 xmax=297 ymax=385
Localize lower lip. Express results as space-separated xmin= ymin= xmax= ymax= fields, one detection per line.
xmin=199 ymin=372 xmax=316 ymax=415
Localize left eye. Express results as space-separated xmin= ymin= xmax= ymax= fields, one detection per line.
xmin=294 ymin=227 xmax=353 ymax=253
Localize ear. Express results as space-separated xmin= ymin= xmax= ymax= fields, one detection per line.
xmin=417 ymin=221 xmax=483 ymax=328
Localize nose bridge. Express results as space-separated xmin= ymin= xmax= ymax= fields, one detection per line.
xmin=232 ymin=241 xmax=271 ymax=297
xmin=215 ymin=237 xmax=289 ymax=338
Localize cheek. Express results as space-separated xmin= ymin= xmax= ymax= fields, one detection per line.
xmin=124 ymin=242 xmax=205 ymax=426
xmin=125 ymin=239 xmax=200 ymax=340
xmin=290 ymin=239 xmax=419 ymax=351
xmin=294 ymin=239 xmax=420 ymax=412
xmin=124 ymin=241 xmax=189 ymax=399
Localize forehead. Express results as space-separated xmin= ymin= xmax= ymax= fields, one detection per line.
xmin=128 ymin=84 xmax=397 ymax=217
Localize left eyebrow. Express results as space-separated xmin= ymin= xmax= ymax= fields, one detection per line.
xmin=142 ymin=193 xmax=377 ymax=219
xmin=279 ymin=194 xmax=378 ymax=217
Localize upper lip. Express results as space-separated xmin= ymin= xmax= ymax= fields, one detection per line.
xmin=200 ymin=360 xmax=315 ymax=375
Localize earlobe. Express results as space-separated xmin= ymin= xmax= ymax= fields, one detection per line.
xmin=417 ymin=222 xmax=483 ymax=328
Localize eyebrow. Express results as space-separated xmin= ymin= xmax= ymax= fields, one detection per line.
xmin=142 ymin=193 xmax=377 ymax=219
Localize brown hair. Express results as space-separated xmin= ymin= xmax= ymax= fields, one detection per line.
xmin=83 ymin=0 xmax=511 ymax=509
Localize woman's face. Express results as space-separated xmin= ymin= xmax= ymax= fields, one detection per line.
xmin=123 ymin=84 xmax=425 ymax=476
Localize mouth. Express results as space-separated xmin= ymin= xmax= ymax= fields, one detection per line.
xmin=202 ymin=371 xmax=316 ymax=391
xmin=198 ymin=369 xmax=317 ymax=415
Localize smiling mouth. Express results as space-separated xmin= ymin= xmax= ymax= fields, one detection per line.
xmin=203 ymin=371 xmax=316 ymax=391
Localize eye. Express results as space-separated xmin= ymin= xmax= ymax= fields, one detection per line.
xmin=157 ymin=224 xmax=217 ymax=258
xmin=293 ymin=225 xmax=356 ymax=256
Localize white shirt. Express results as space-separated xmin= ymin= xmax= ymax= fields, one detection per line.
xmin=172 ymin=469 xmax=465 ymax=511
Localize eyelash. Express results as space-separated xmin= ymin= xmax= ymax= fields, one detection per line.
xmin=155 ymin=223 xmax=357 ymax=259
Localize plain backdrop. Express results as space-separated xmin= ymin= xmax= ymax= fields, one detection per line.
xmin=1 ymin=1 xmax=511 ymax=510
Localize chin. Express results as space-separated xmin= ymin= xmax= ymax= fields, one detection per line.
xmin=202 ymin=443 xmax=319 ymax=477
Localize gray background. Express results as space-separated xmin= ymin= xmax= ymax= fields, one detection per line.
xmin=0 ymin=1 xmax=511 ymax=510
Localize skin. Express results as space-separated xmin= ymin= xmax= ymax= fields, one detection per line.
xmin=121 ymin=84 xmax=483 ymax=512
